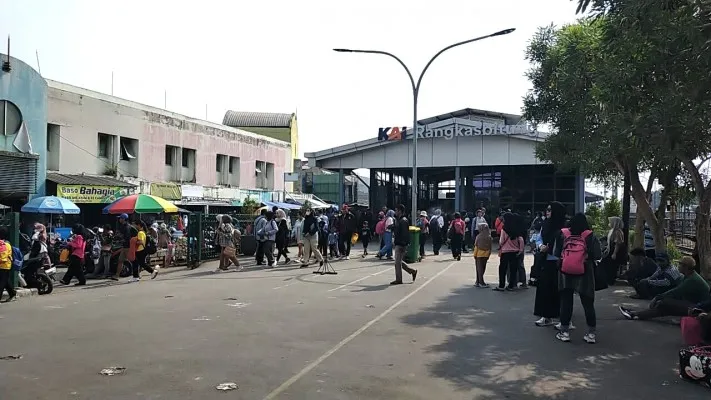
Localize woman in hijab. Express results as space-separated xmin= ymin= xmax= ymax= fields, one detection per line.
xmin=533 ymin=201 xmax=567 ymax=326
xmin=493 ymin=213 xmax=525 ymax=291
xmin=554 ymin=212 xmax=601 ymax=343
xmin=601 ymin=216 xmax=626 ymax=286
xmin=376 ymin=210 xmax=396 ymax=260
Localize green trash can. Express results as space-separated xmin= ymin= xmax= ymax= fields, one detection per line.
xmin=405 ymin=226 xmax=421 ymax=263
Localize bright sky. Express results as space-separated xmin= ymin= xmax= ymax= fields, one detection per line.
xmin=1 ymin=0 xmax=581 ymax=157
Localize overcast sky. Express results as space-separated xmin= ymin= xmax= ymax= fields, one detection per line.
xmin=1 ymin=0 xmax=579 ymax=157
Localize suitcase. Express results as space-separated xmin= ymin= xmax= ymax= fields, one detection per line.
xmin=679 ymin=346 xmax=711 ymax=387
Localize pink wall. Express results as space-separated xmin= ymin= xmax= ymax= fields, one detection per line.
xmin=139 ymin=120 xmax=289 ymax=190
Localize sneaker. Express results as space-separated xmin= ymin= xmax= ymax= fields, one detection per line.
xmin=345 ymin=256 xmax=350 ymax=260
xmin=554 ymin=322 xmax=576 ymax=330
xmin=390 ymin=280 xmax=403 ymax=285
xmin=535 ymin=317 xmax=554 ymax=327
xmin=128 ymin=277 xmax=140 ymax=283
xmin=285 ymin=258 xmax=291 ymax=264
xmin=619 ymin=306 xmax=637 ymax=320
xmin=493 ymin=286 xmax=505 ymax=291
xmin=556 ymin=331 xmax=571 ymax=342
xmin=2 ymin=295 xmax=17 ymax=303
xmin=480 ymin=283 xmax=490 ymax=288
xmin=583 ymin=333 xmax=596 ymax=344
xmin=151 ymin=268 xmax=160 ymax=280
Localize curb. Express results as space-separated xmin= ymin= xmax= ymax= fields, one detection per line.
xmin=1 ymin=288 xmax=38 ymax=302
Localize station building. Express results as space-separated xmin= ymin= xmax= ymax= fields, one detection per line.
xmin=305 ymin=108 xmax=585 ymax=218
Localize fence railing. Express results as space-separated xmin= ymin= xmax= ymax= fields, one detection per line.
xmin=187 ymin=213 xmax=257 ymax=267
xmin=630 ymin=210 xmax=696 ymax=253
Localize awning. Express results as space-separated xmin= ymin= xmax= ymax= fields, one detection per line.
xmin=263 ymin=201 xmax=302 ymax=210
xmin=46 ymin=172 xmax=135 ymax=187
xmin=150 ymin=182 xmax=182 ymax=200
xmin=285 ymin=193 xmax=330 ymax=209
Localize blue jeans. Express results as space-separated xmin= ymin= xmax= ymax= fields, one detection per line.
xmin=379 ymin=231 xmax=393 ymax=258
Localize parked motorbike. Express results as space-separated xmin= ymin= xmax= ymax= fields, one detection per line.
xmin=20 ymin=258 xmax=54 ymax=295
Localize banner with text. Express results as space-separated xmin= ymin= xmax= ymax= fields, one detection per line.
xmin=57 ymin=185 xmax=128 ymax=204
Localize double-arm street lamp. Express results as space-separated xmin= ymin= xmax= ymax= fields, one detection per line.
xmin=334 ymin=28 xmax=516 ymax=223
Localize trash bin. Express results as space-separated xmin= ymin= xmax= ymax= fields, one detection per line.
xmin=405 ymin=226 xmax=421 ymax=263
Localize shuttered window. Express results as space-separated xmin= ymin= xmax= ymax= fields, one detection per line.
xmin=0 ymin=152 xmax=38 ymax=197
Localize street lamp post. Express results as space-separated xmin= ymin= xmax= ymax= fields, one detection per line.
xmin=334 ymin=28 xmax=515 ymax=224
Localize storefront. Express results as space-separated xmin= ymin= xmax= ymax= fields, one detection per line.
xmin=46 ymin=173 xmax=136 ymax=226
xmin=305 ymin=108 xmax=585 ymax=218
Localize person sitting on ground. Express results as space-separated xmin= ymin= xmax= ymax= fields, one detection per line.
xmin=619 ymin=256 xmax=709 ymax=321
xmin=623 ymin=247 xmax=659 ymax=286
xmin=630 ymin=252 xmax=682 ymax=300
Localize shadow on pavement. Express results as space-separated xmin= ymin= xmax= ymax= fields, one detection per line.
xmin=400 ymin=284 xmax=710 ymax=399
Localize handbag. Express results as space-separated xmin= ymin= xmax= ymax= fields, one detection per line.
xmin=679 ymin=346 xmax=711 ymax=387
xmin=222 ymin=246 xmax=236 ymax=257
xmin=682 ymin=317 xmax=705 ymax=346
xmin=594 ymin=261 xmax=609 ymax=291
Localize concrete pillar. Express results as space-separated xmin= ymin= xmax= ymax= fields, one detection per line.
xmin=454 ymin=166 xmax=461 ymax=211
xmin=339 ymin=169 xmax=345 ymax=206
xmin=575 ymin=170 xmax=585 ymax=213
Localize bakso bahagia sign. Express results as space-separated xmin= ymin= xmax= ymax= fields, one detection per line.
xmin=378 ymin=119 xmax=537 ymax=141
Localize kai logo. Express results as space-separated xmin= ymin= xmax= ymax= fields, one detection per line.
xmin=378 ymin=127 xmax=408 ymax=141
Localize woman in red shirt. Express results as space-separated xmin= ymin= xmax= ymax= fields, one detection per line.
xmin=60 ymin=224 xmax=86 ymax=286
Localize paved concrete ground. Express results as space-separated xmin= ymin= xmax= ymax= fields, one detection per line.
xmin=0 ymin=250 xmax=709 ymax=399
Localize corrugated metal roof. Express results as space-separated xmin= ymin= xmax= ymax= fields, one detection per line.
xmin=46 ymin=173 xmax=136 ymax=188
xmin=222 ymin=111 xmax=293 ymax=128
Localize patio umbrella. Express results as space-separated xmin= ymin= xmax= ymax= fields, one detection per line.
xmin=102 ymin=194 xmax=178 ymax=214
xmin=21 ymin=196 xmax=80 ymax=214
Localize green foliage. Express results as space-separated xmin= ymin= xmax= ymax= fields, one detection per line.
xmin=300 ymin=200 xmax=312 ymax=214
xmin=241 ymin=197 xmax=259 ymax=215
xmin=667 ymin=238 xmax=682 ymax=262
xmin=586 ymin=199 xmax=621 ymax=238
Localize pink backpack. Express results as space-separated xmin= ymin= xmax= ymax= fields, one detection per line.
xmin=560 ymin=228 xmax=592 ymax=275
xmin=452 ymin=219 xmax=465 ymax=236
xmin=375 ymin=220 xmax=386 ymax=236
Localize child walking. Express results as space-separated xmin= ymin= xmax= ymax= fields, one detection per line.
xmin=361 ymin=221 xmax=371 ymax=258
xmin=473 ymin=223 xmax=492 ymax=287
xmin=318 ymin=220 xmax=328 ymax=261
xmin=328 ymin=228 xmax=339 ymax=259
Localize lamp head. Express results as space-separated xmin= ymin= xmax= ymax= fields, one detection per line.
xmin=491 ymin=28 xmax=516 ymax=36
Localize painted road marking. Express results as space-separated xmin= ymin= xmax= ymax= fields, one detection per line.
xmin=262 ymin=261 xmax=458 ymax=400
xmin=327 ymin=268 xmax=392 ymax=292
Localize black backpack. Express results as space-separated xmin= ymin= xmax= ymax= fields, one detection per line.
xmin=145 ymin=235 xmax=157 ymax=255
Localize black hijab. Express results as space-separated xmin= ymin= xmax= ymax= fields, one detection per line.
xmin=541 ymin=201 xmax=566 ymax=246
xmin=502 ymin=213 xmax=525 ymax=239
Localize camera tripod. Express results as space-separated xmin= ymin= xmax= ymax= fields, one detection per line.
xmin=313 ymin=258 xmax=337 ymax=275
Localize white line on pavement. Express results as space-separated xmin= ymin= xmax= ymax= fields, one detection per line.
xmin=262 ymin=261 xmax=458 ymax=400
xmin=327 ymin=268 xmax=392 ymax=292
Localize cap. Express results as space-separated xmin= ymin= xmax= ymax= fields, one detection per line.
xmin=118 ymin=213 xmax=129 ymax=220
xmin=420 ymin=211 xmax=428 ymax=217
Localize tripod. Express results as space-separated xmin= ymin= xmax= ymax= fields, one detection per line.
xmin=313 ymin=259 xmax=337 ymax=275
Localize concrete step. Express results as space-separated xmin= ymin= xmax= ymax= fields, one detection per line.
xmin=1 ymin=288 xmax=38 ymax=302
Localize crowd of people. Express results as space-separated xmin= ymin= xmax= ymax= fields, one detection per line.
xmin=5 ymin=200 xmax=711 ymax=349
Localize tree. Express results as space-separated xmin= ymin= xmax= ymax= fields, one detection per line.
xmin=567 ymin=0 xmax=711 ymax=276
xmin=241 ymin=197 xmax=259 ymax=215
xmin=523 ymin=20 xmax=671 ymax=254
xmin=300 ymin=200 xmax=312 ymax=214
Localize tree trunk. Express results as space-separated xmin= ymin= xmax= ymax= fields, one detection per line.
xmin=633 ymin=215 xmax=645 ymax=249
xmin=626 ymin=163 xmax=665 ymax=252
xmin=696 ymin=204 xmax=711 ymax=279
xmin=681 ymin=158 xmax=711 ymax=278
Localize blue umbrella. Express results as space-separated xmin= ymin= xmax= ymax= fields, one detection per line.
xmin=21 ymin=196 xmax=81 ymax=214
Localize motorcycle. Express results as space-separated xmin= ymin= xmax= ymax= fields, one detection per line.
xmin=20 ymin=258 xmax=54 ymax=295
